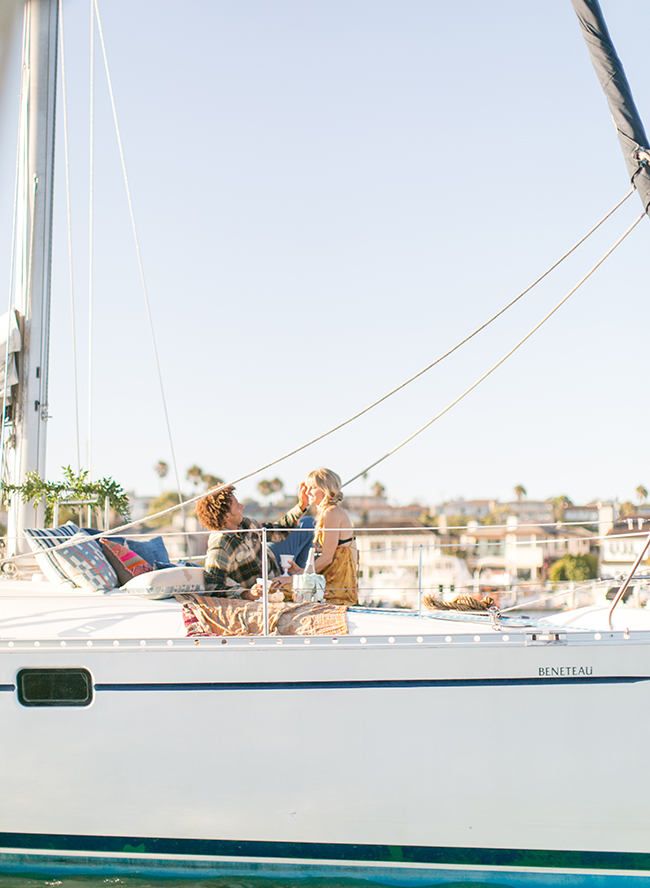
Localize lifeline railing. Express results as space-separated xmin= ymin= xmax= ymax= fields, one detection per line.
xmin=2 ymin=517 xmax=649 ymax=636
xmin=608 ymin=529 xmax=650 ymax=629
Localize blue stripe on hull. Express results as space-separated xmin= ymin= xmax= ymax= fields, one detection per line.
xmin=2 ymin=850 xmax=650 ymax=886
xmin=94 ymin=676 xmax=650 ymax=692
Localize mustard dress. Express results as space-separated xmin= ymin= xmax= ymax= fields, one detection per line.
xmin=315 ymin=529 xmax=359 ymax=606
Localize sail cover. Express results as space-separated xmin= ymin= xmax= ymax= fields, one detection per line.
xmin=571 ymin=0 xmax=650 ymax=216
xmin=0 ymin=309 xmax=21 ymax=398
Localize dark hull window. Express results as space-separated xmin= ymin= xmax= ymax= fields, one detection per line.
xmin=17 ymin=668 xmax=93 ymax=707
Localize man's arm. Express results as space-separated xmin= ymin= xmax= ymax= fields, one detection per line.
xmin=268 ymin=502 xmax=307 ymax=530
xmin=264 ymin=483 xmax=310 ymax=535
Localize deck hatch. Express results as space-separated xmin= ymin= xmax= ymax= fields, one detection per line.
xmin=16 ymin=668 xmax=93 ymax=707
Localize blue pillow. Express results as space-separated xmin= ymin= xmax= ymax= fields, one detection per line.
xmin=125 ymin=536 xmax=170 ymax=565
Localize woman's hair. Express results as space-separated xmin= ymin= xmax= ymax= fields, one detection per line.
xmin=196 ymin=485 xmax=235 ymax=530
xmin=306 ymin=467 xmax=343 ymax=509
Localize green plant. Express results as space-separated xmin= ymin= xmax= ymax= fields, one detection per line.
xmin=2 ymin=466 xmax=131 ymax=526
xmin=548 ymin=553 xmax=598 ymax=582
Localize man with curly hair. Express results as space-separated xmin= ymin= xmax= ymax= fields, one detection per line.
xmin=196 ymin=483 xmax=314 ymax=598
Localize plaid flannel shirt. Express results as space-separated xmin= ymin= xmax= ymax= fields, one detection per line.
xmin=204 ymin=503 xmax=305 ymax=597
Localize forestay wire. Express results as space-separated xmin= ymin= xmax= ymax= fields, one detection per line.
xmin=1 ymin=190 xmax=639 ymax=561
xmin=92 ymin=0 xmax=187 ymax=528
xmin=125 ymin=187 xmax=634 ymax=522
xmin=49 ymin=205 xmax=645 ymax=544
xmin=58 ymin=0 xmax=81 ymax=471
xmin=88 ymin=0 xmax=94 ymax=475
xmin=345 ymin=212 xmax=646 ymax=486
xmin=0 ymin=6 xmax=27 ymax=495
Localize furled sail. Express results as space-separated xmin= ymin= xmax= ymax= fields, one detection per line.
xmin=571 ymin=0 xmax=650 ymax=216
xmin=0 ymin=309 xmax=21 ymax=400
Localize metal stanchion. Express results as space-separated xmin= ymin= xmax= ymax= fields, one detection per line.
xmin=262 ymin=526 xmax=269 ymax=636
xmin=417 ymin=544 xmax=423 ymax=614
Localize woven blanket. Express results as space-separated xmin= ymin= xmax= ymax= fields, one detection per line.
xmin=178 ymin=594 xmax=349 ymax=637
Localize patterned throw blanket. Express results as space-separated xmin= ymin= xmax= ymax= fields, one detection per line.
xmin=178 ymin=594 xmax=349 ymax=637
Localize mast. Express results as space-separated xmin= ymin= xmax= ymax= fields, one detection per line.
xmin=571 ymin=0 xmax=650 ymax=217
xmin=7 ymin=0 xmax=58 ymax=551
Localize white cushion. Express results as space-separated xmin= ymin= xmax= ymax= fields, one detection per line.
xmin=120 ymin=566 xmax=205 ymax=600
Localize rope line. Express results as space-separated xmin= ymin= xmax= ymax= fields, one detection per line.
xmin=0 ymin=4 xmax=28 ymax=494
xmin=58 ymin=0 xmax=81 ymax=471
xmin=153 ymin=189 xmax=632 ymax=506
xmin=0 ymin=513 xmax=642 ymax=565
xmin=92 ymin=0 xmax=187 ymax=534
xmin=6 ymin=193 xmax=641 ymax=564
xmin=243 ymin=188 xmax=634 ymax=468
xmin=345 ymin=213 xmax=646 ymax=487
xmin=0 ymin=163 xmax=637 ymax=555
xmin=100 ymin=190 xmax=635 ymax=529
xmin=25 ymin=204 xmax=640 ymax=543
xmin=88 ymin=0 xmax=94 ymax=475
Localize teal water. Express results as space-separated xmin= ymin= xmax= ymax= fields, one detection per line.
xmin=0 ymin=878 xmax=387 ymax=888
xmin=0 ymin=875 xmax=496 ymax=888
xmin=0 ymin=879 xmax=428 ymax=888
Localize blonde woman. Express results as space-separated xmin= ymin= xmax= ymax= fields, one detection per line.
xmin=290 ymin=467 xmax=358 ymax=606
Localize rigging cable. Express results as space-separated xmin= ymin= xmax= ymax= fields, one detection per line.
xmin=88 ymin=0 xmax=94 ymax=475
xmin=0 ymin=4 xmax=28 ymax=496
xmin=1 ymin=199 xmax=643 ymax=560
xmin=104 ymin=187 xmax=633 ymax=525
xmin=344 ymin=213 xmax=646 ymax=487
xmin=58 ymin=0 xmax=81 ymax=471
xmin=184 ymin=190 xmax=633 ymax=488
xmin=56 ymin=211 xmax=645 ymax=539
xmin=92 ymin=0 xmax=187 ymax=533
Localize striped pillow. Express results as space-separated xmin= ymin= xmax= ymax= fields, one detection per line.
xmin=25 ymin=523 xmax=118 ymax=592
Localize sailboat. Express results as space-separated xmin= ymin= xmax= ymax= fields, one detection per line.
xmin=1 ymin=0 xmax=650 ymax=884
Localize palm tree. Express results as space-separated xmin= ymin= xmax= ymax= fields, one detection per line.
xmin=514 ymin=484 xmax=526 ymax=502
xmin=154 ymin=460 xmax=168 ymax=493
xmin=636 ymin=485 xmax=648 ymax=504
xmin=372 ymin=481 xmax=386 ymax=498
xmin=257 ymin=479 xmax=272 ymax=501
xmin=257 ymin=478 xmax=283 ymax=502
xmin=548 ymin=494 xmax=572 ymax=522
xmin=186 ymin=465 xmax=204 ymax=487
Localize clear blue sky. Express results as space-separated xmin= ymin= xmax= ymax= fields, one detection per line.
xmin=0 ymin=0 xmax=649 ymax=508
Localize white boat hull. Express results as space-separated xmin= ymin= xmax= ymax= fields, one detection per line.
xmin=2 ymin=602 xmax=650 ymax=884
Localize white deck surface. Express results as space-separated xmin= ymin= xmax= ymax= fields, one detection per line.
xmin=3 ymin=579 xmax=649 ymax=640
xmin=0 ymin=584 xmax=187 ymax=639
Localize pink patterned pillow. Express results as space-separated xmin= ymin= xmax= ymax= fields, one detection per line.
xmin=100 ymin=538 xmax=152 ymax=586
